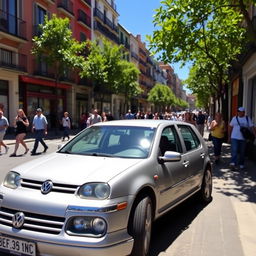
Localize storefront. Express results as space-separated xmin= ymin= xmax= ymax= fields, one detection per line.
xmin=19 ymin=76 xmax=71 ymax=129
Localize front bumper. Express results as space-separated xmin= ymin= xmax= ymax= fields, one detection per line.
xmin=0 ymin=188 xmax=134 ymax=256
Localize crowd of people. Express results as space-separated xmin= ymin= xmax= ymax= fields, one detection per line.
xmin=0 ymin=106 xmax=255 ymax=171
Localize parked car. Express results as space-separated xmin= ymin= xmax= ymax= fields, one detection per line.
xmin=0 ymin=120 xmax=212 ymax=256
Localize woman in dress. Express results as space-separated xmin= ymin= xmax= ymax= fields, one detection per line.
xmin=10 ymin=109 xmax=29 ymax=157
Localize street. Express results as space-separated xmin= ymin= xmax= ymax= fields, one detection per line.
xmin=0 ymin=138 xmax=255 ymax=256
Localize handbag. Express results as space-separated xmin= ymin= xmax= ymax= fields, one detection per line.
xmin=236 ymin=116 xmax=255 ymax=142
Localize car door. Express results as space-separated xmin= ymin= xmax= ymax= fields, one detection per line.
xmin=177 ymin=124 xmax=205 ymax=189
xmin=157 ymin=125 xmax=192 ymax=213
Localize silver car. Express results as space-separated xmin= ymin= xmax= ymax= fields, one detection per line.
xmin=0 ymin=120 xmax=212 ymax=256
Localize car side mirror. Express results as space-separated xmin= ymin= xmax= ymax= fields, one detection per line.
xmin=158 ymin=151 xmax=181 ymax=164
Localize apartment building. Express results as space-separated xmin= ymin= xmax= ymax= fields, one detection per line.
xmin=0 ymin=0 xmax=92 ymax=127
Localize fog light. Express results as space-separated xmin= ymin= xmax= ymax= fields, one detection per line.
xmin=92 ymin=218 xmax=107 ymax=234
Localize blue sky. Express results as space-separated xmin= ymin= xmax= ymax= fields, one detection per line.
xmin=115 ymin=0 xmax=190 ymax=81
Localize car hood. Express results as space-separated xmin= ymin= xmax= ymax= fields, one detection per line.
xmin=12 ymin=153 xmax=142 ymax=185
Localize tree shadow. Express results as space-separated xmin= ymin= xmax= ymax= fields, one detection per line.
xmin=209 ymin=142 xmax=256 ymax=203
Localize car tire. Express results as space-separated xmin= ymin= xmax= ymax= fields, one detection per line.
xmin=199 ymin=168 xmax=213 ymax=204
xmin=129 ymin=196 xmax=152 ymax=256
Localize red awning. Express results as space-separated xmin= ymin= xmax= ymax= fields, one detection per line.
xmin=19 ymin=75 xmax=72 ymax=89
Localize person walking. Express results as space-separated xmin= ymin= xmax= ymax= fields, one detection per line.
xmin=87 ymin=109 xmax=102 ymax=126
xmin=0 ymin=110 xmax=9 ymax=155
xmin=61 ymin=112 xmax=71 ymax=141
xmin=125 ymin=109 xmax=135 ymax=119
xmin=209 ymin=112 xmax=226 ymax=164
xmin=10 ymin=109 xmax=29 ymax=157
xmin=196 ymin=110 xmax=206 ymax=137
xmin=229 ymin=107 xmax=256 ymax=170
xmin=31 ymin=108 xmax=48 ymax=155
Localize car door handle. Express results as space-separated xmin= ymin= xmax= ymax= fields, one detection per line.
xmin=183 ymin=161 xmax=190 ymax=167
xmin=200 ymin=153 xmax=205 ymax=159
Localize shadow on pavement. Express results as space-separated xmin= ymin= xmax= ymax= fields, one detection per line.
xmin=149 ymin=196 xmax=210 ymax=256
xmin=208 ymin=142 xmax=256 ymax=203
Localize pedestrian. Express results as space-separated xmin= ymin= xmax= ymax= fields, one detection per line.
xmin=106 ymin=112 xmax=114 ymax=121
xmin=209 ymin=112 xmax=226 ymax=164
xmin=79 ymin=112 xmax=88 ymax=131
xmin=0 ymin=110 xmax=9 ymax=155
xmin=125 ymin=109 xmax=135 ymax=119
xmin=31 ymin=108 xmax=48 ymax=155
xmin=196 ymin=110 xmax=206 ymax=137
xmin=61 ymin=112 xmax=71 ymax=141
xmin=184 ymin=112 xmax=196 ymax=125
xmin=87 ymin=109 xmax=102 ymax=126
xmin=101 ymin=112 xmax=108 ymax=122
xmin=229 ymin=107 xmax=256 ymax=170
xmin=9 ymin=109 xmax=29 ymax=157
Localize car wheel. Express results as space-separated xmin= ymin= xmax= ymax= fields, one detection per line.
xmin=199 ymin=168 xmax=212 ymax=203
xmin=129 ymin=196 xmax=152 ymax=256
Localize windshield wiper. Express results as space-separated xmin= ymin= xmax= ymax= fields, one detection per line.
xmin=91 ymin=153 xmax=114 ymax=157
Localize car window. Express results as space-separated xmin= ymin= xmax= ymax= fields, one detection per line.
xmin=178 ymin=125 xmax=200 ymax=151
xmin=59 ymin=126 xmax=156 ymax=158
xmin=159 ymin=126 xmax=182 ymax=155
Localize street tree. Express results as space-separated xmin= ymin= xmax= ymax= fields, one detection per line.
xmin=148 ymin=0 xmax=246 ymax=109
xmin=32 ymin=14 xmax=85 ymax=127
xmin=147 ymin=83 xmax=176 ymax=111
xmin=80 ymin=38 xmax=141 ymax=110
xmin=115 ymin=60 xmax=142 ymax=112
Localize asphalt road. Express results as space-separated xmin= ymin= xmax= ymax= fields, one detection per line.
xmin=0 ymin=139 xmax=255 ymax=256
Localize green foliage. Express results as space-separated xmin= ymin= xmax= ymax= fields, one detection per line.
xmin=147 ymin=83 xmax=176 ymax=109
xmin=81 ymin=38 xmax=140 ymax=96
xmin=148 ymin=0 xmax=248 ymax=104
xmin=32 ymin=14 xmax=85 ymax=77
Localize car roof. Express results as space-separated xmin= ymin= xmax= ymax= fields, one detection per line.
xmin=93 ymin=119 xmax=190 ymax=128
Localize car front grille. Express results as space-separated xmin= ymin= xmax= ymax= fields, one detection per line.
xmin=0 ymin=207 xmax=65 ymax=235
xmin=21 ymin=178 xmax=79 ymax=194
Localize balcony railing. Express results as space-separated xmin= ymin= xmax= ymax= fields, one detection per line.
xmin=139 ymin=48 xmax=147 ymax=57
xmin=131 ymin=51 xmax=139 ymax=61
xmin=94 ymin=8 xmax=104 ymax=21
xmin=57 ymin=0 xmax=74 ymax=16
xmin=78 ymin=10 xmax=91 ymax=28
xmin=94 ymin=20 xmax=119 ymax=44
xmin=0 ymin=48 xmax=27 ymax=72
xmin=0 ymin=9 xmax=26 ymax=39
xmin=33 ymin=60 xmax=55 ymax=79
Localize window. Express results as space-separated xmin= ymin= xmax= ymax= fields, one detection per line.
xmin=178 ymin=125 xmax=200 ymax=151
xmin=80 ymin=32 xmax=87 ymax=42
xmin=159 ymin=126 xmax=182 ymax=155
xmin=35 ymin=5 xmax=46 ymax=25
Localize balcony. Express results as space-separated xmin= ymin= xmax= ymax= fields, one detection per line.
xmin=0 ymin=48 xmax=27 ymax=72
xmin=82 ymin=0 xmax=91 ymax=7
xmin=139 ymin=48 xmax=147 ymax=57
xmin=0 ymin=9 xmax=27 ymax=41
xmin=33 ymin=60 xmax=55 ymax=79
xmin=94 ymin=8 xmax=104 ymax=22
xmin=105 ymin=0 xmax=117 ymax=12
xmin=94 ymin=20 xmax=119 ymax=44
xmin=78 ymin=10 xmax=91 ymax=29
xmin=131 ymin=51 xmax=139 ymax=61
xmin=57 ymin=0 xmax=74 ymax=17
xmin=59 ymin=70 xmax=76 ymax=83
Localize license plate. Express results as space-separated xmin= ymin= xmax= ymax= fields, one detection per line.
xmin=0 ymin=235 xmax=36 ymax=256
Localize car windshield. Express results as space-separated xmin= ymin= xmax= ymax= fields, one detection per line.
xmin=59 ymin=125 xmax=156 ymax=158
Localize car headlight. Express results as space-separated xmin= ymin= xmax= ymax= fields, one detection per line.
xmin=4 ymin=171 xmax=20 ymax=189
xmin=78 ymin=183 xmax=110 ymax=200
xmin=66 ymin=216 xmax=107 ymax=237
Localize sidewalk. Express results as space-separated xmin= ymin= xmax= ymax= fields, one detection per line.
xmin=4 ymin=129 xmax=80 ymax=146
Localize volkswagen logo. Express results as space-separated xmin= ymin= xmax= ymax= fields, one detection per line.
xmin=41 ymin=180 xmax=53 ymax=194
xmin=12 ymin=212 xmax=25 ymax=229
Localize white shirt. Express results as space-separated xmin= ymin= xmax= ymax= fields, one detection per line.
xmin=33 ymin=114 xmax=48 ymax=130
xmin=230 ymin=116 xmax=254 ymax=140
